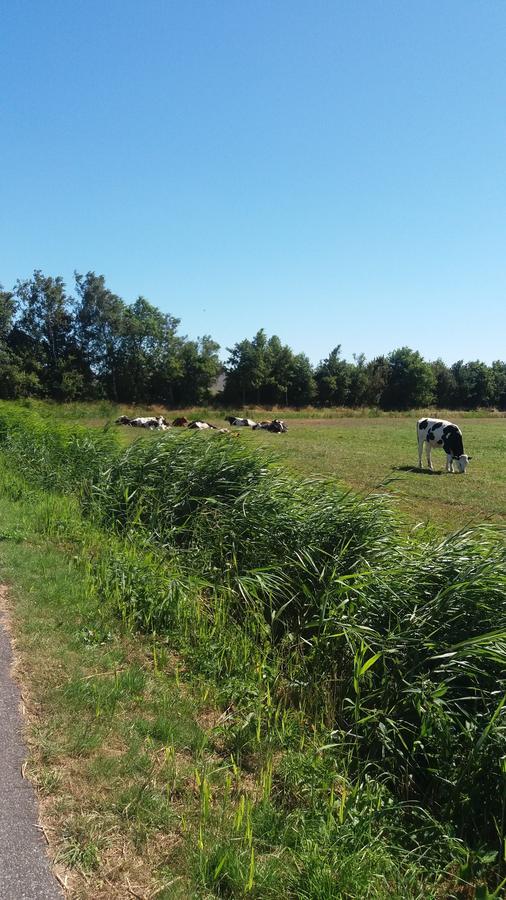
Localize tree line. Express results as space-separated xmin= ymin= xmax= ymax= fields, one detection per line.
xmin=1 ymin=270 xmax=505 ymax=409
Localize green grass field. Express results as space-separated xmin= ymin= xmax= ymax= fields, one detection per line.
xmin=242 ymin=416 xmax=506 ymax=528
xmin=37 ymin=402 xmax=504 ymax=529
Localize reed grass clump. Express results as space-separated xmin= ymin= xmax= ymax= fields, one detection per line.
xmin=0 ymin=403 xmax=118 ymax=493
xmin=88 ymin=432 xmax=398 ymax=600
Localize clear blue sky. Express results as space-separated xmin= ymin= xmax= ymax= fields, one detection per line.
xmin=2 ymin=1 xmax=505 ymax=365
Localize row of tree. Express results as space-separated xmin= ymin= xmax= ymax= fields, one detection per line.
xmin=1 ymin=270 xmax=505 ymax=409
xmin=222 ymin=331 xmax=506 ymax=409
xmin=0 ymin=271 xmax=220 ymax=404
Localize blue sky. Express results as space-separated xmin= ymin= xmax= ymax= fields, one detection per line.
xmin=2 ymin=1 xmax=505 ymax=364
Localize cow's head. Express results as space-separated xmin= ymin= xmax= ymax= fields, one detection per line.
xmin=456 ymin=454 xmax=472 ymax=473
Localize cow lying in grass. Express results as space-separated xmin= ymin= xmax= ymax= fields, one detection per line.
xmin=225 ymin=416 xmax=288 ymax=432
xmin=130 ymin=416 xmax=168 ymax=429
xmin=115 ymin=416 xmax=169 ymax=430
xmin=253 ymin=419 xmax=288 ymax=433
xmin=171 ymin=418 xmax=218 ymax=429
xmin=417 ymin=418 xmax=472 ymax=473
xmin=225 ymin=416 xmax=257 ymax=427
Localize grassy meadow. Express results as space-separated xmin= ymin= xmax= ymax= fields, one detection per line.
xmin=0 ymin=400 xmax=505 ymax=898
xmin=246 ymin=416 xmax=506 ymax=529
xmin=26 ymin=399 xmax=506 ymax=529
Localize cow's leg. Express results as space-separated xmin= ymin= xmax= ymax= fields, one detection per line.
xmin=418 ymin=435 xmax=424 ymax=468
xmin=446 ymin=454 xmax=454 ymax=473
xmin=426 ymin=443 xmax=433 ymax=470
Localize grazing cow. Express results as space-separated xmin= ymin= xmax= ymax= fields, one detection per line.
xmin=188 ymin=421 xmax=216 ymax=430
xmin=417 ymin=418 xmax=472 ymax=473
xmin=172 ymin=416 xmax=190 ymax=427
xmin=225 ymin=416 xmax=257 ymax=427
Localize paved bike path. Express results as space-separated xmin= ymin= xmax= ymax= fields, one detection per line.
xmin=0 ymin=606 xmax=63 ymax=899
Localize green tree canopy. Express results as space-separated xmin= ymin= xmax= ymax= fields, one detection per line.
xmin=14 ymin=270 xmax=75 ymax=397
xmin=380 ymin=347 xmax=436 ymax=410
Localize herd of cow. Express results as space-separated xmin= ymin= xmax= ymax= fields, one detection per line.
xmin=114 ymin=413 xmax=473 ymax=472
xmin=114 ymin=415 xmax=288 ymax=433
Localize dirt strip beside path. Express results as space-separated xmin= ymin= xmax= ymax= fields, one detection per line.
xmin=0 ymin=587 xmax=63 ymax=900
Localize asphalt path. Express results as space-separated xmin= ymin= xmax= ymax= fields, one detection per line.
xmin=0 ymin=607 xmax=63 ymax=899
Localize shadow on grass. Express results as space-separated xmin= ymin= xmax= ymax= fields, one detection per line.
xmin=393 ymin=465 xmax=445 ymax=476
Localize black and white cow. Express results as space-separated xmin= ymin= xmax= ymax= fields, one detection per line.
xmin=225 ymin=416 xmax=257 ymax=427
xmin=253 ymin=419 xmax=288 ymax=433
xmin=417 ymin=418 xmax=472 ymax=473
xmin=130 ymin=416 xmax=169 ymax=429
xmin=115 ymin=415 xmax=169 ymax=430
